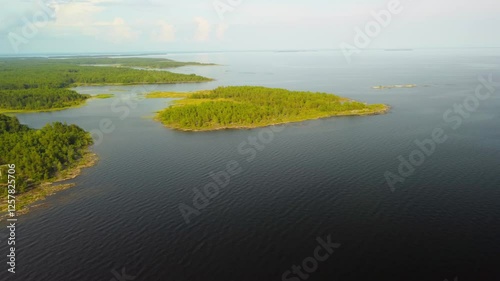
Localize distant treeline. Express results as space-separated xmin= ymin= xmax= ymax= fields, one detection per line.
xmin=54 ymin=57 xmax=213 ymax=68
xmin=0 ymin=114 xmax=93 ymax=194
xmin=0 ymin=58 xmax=212 ymax=111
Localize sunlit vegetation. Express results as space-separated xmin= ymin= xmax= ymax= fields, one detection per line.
xmin=0 ymin=114 xmax=94 ymax=194
xmin=154 ymin=86 xmax=389 ymax=131
xmin=146 ymin=91 xmax=206 ymax=98
xmin=0 ymin=89 xmax=89 ymax=112
xmin=94 ymin=94 xmax=114 ymax=99
xmin=0 ymin=57 xmax=213 ymax=112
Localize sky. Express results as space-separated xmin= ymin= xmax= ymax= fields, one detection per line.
xmin=0 ymin=0 xmax=499 ymax=54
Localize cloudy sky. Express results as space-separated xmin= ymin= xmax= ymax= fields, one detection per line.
xmin=0 ymin=0 xmax=498 ymax=54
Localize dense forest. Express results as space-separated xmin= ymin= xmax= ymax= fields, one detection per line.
xmin=0 ymin=114 xmax=93 ymax=194
xmin=156 ymin=86 xmax=389 ymax=131
xmin=0 ymin=89 xmax=89 ymax=110
xmin=0 ymin=57 xmax=212 ymax=111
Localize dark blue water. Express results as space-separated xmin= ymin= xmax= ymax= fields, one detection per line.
xmin=2 ymin=49 xmax=500 ymax=281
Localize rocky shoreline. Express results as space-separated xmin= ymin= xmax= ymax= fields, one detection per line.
xmin=0 ymin=151 xmax=99 ymax=220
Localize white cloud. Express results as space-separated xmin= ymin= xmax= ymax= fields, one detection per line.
xmin=194 ymin=17 xmax=211 ymax=41
xmin=45 ymin=1 xmax=139 ymax=42
xmin=152 ymin=20 xmax=175 ymax=42
xmin=216 ymin=23 xmax=228 ymax=40
xmin=50 ymin=0 xmax=106 ymax=27
xmin=96 ymin=17 xmax=139 ymax=42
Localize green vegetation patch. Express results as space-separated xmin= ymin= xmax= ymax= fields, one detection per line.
xmin=0 ymin=88 xmax=89 ymax=112
xmin=0 ymin=151 xmax=98 ymax=219
xmin=94 ymin=94 xmax=114 ymax=99
xmin=0 ymin=114 xmax=94 ymax=195
xmin=0 ymin=57 xmax=213 ymax=112
xmin=154 ymin=86 xmax=389 ymax=131
xmin=145 ymin=91 xmax=209 ymax=99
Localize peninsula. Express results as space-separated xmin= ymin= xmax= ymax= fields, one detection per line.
xmin=0 ymin=57 xmax=213 ymax=113
xmin=0 ymin=114 xmax=96 ymax=218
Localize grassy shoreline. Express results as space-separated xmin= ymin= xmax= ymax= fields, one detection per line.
xmin=150 ymin=87 xmax=390 ymax=132
xmin=72 ymin=79 xmax=213 ymax=87
xmin=0 ymin=150 xmax=98 ymax=220
xmin=0 ymin=101 xmax=89 ymax=114
xmin=145 ymin=91 xmax=195 ymax=98
xmin=0 ymin=95 xmax=110 ymax=114
xmin=94 ymin=94 xmax=114 ymax=99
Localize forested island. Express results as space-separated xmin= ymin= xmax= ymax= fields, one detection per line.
xmin=151 ymin=86 xmax=389 ymax=131
xmin=0 ymin=114 xmax=96 ymax=217
xmin=0 ymin=57 xmax=213 ymax=113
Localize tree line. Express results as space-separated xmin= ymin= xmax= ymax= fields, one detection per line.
xmin=0 ymin=89 xmax=88 ymax=110
xmin=0 ymin=114 xmax=93 ymax=194
xmin=158 ymin=86 xmax=385 ymax=130
xmin=0 ymin=58 xmax=212 ymax=111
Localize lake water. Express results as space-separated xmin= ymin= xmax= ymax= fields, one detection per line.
xmin=2 ymin=49 xmax=500 ymax=281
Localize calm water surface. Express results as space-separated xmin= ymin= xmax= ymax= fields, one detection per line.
xmin=2 ymin=50 xmax=500 ymax=281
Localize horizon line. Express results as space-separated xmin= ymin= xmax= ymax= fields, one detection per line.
xmin=1 ymin=46 xmax=500 ymax=58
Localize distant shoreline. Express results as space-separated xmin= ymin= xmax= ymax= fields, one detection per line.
xmin=372 ymin=84 xmax=417 ymax=90
xmin=72 ymin=80 xmax=213 ymax=87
